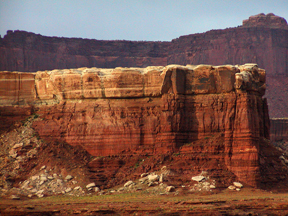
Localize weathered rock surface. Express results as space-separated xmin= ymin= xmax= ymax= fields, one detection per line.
xmin=0 ymin=64 xmax=270 ymax=187
xmin=0 ymin=13 xmax=287 ymax=117
xmin=242 ymin=13 xmax=288 ymax=29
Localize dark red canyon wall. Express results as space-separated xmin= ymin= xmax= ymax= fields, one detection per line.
xmin=0 ymin=13 xmax=287 ymax=118
xmin=0 ymin=30 xmax=169 ymax=71
xmin=270 ymin=118 xmax=288 ymax=142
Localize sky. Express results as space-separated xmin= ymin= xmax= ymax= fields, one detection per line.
xmin=0 ymin=0 xmax=288 ymax=41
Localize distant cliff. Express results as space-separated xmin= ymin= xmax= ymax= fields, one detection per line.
xmin=0 ymin=13 xmax=288 ymax=118
xmin=0 ymin=30 xmax=169 ymax=71
xmin=271 ymin=118 xmax=288 ymax=142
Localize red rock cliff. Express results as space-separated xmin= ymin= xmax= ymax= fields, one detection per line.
xmin=0 ymin=14 xmax=287 ymax=118
xmin=0 ymin=64 xmax=269 ymax=186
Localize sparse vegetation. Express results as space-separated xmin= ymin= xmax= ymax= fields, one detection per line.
xmin=32 ymin=132 xmax=41 ymax=140
xmin=33 ymin=113 xmax=39 ymax=119
xmin=134 ymin=158 xmax=144 ymax=168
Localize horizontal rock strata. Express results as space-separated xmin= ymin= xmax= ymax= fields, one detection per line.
xmin=1 ymin=13 xmax=288 ymax=118
xmin=0 ymin=64 xmax=269 ymax=187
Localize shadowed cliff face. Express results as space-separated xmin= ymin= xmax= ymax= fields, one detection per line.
xmin=270 ymin=118 xmax=288 ymax=142
xmin=0 ymin=64 xmax=270 ymax=187
xmin=0 ymin=30 xmax=169 ymax=72
xmin=0 ymin=13 xmax=287 ymax=118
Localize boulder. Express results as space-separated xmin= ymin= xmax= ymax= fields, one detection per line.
xmin=37 ymin=194 xmax=44 ymax=198
xmin=21 ymin=180 xmax=30 ymax=189
xmin=65 ymin=175 xmax=73 ymax=181
xmin=11 ymin=195 xmax=20 ymax=200
xmin=139 ymin=177 xmax=148 ymax=184
xmin=166 ymin=186 xmax=175 ymax=192
xmin=40 ymin=176 xmax=47 ymax=181
xmin=86 ymin=182 xmax=96 ymax=189
xmin=56 ymin=179 xmax=63 ymax=185
xmin=65 ymin=188 xmax=72 ymax=193
xmin=31 ymin=176 xmax=39 ymax=181
xmin=191 ymin=176 xmax=205 ymax=182
xmin=124 ymin=180 xmax=134 ymax=187
xmin=159 ymin=174 xmax=163 ymax=183
xmin=147 ymin=174 xmax=159 ymax=182
xmin=94 ymin=187 xmax=100 ymax=192
xmin=31 ymin=188 xmax=37 ymax=193
xmin=140 ymin=173 xmax=149 ymax=178
xmin=36 ymin=189 xmax=44 ymax=195
xmin=148 ymin=182 xmax=154 ymax=187
xmin=279 ymin=156 xmax=288 ymax=164
xmin=233 ymin=182 xmax=243 ymax=188
xmin=9 ymin=149 xmax=17 ymax=158
xmin=118 ymin=187 xmax=124 ymax=192
xmin=228 ymin=186 xmax=236 ymax=190
xmin=12 ymin=143 xmax=23 ymax=149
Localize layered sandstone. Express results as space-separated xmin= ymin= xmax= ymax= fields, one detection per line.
xmin=0 ymin=14 xmax=287 ymax=118
xmin=270 ymin=118 xmax=288 ymax=142
xmin=0 ymin=64 xmax=269 ymax=186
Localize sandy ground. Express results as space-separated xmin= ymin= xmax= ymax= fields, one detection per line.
xmin=1 ymin=188 xmax=288 ymax=215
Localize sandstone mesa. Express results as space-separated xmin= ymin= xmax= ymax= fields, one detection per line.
xmin=0 ymin=63 xmax=270 ymax=187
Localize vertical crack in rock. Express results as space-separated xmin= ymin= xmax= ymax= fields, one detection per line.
xmin=98 ymin=71 xmax=106 ymax=98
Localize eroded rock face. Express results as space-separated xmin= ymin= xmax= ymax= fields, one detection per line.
xmin=0 ymin=14 xmax=288 ymax=118
xmin=0 ymin=64 xmax=269 ymax=187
